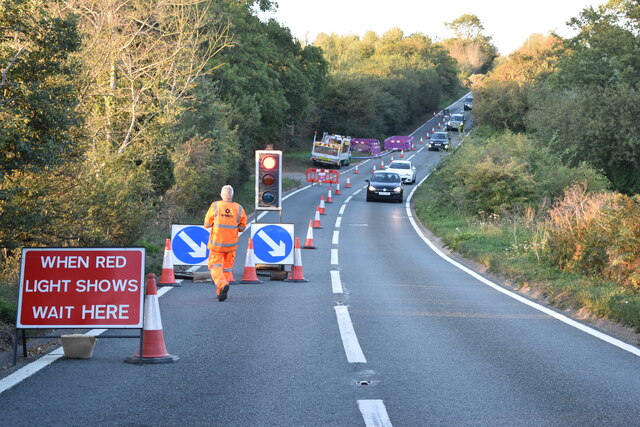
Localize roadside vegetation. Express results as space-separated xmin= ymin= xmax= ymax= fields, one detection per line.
xmin=416 ymin=0 xmax=640 ymax=333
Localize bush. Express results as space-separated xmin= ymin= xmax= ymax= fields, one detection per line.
xmin=539 ymin=185 xmax=640 ymax=291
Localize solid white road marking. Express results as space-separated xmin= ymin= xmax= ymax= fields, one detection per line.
xmin=358 ymin=400 xmax=393 ymax=427
xmin=406 ymin=178 xmax=640 ymax=357
xmin=332 ymin=231 xmax=339 ymax=245
xmin=335 ymin=306 xmax=367 ymax=363
xmin=331 ymin=249 xmax=339 ymax=265
xmin=331 ymin=270 xmax=343 ymax=294
xmin=0 ymin=281 xmax=181 ymax=394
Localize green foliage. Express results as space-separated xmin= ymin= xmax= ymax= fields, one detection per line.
xmin=313 ymin=29 xmax=462 ymax=139
xmin=211 ymin=2 xmax=328 ymax=152
xmin=429 ymin=130 xmax=607 ymax=216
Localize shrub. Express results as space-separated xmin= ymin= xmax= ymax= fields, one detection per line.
xmin=539 ymin=184 xmax=640 ymax=291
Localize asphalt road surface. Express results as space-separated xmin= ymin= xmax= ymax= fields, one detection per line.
xmin=1 ymin=95 xmax=639 ymax=426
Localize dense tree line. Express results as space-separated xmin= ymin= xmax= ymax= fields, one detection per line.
xmin=313 ymin=28 xmax=463 ymax=139
xmin=474 ymin=0 xmax=640 ymax=195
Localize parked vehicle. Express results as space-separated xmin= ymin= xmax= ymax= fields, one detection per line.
xmin=386 ymin=160 xmax=416 ymax=184
xmin=428 ymin=132 xmax=450 ymax=151
xmin=366 ymin=171 xmax=404 ymax=203
xmin=311 ymin=134 xmax=352 ymax=168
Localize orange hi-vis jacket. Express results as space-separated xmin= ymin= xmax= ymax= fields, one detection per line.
xmin=204 ymin=201 xmax=247 ymax=253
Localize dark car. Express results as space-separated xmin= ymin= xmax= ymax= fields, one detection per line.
xmin=428 ymin=132 xmax=450 ymax=151
xmin=366 ymin=171 xmax=403 ymax=203
xmin=463 ymin=96 xmax=473 ymax=111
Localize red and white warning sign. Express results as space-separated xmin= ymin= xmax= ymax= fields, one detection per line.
xmin=17 ymin=248 xmax=145 ymax=329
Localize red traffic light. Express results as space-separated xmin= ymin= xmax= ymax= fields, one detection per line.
xmin=262 ymin=156 xmax=277 ymax=170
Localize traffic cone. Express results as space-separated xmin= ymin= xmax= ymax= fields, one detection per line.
xmin=354 ymin=164 xmax=359 ymax=174
xmin=380 ymin=159 xmax=384 ymax=169
xmin=400 ymin=150 xmax=404 ymax=158
xmin=335 ymin=182 xmax=341 ymax=195
xmin=327 ymin=187 xmax=333 ymax=203
xmin=431 ymin=127 xmax=435 ymax=134
xmin=319 ymin=196 xmax=326 ymax=215
xmin=346 ymin=176 xmax=351 ymax=188
xmin=390 ymin=156 xmax=394 ymax=162
xmin=227 ymin=269 xmax=238 ymax=285
xmin=313 ymin=210 xmax=322 ymax=228
xmin=158 ymin=239 xmax=179 ymax=287
xmin=241 ymin=238 xmax=262 ymax=284
xmin=286 ymin=238 xmax=308 ymax=282
xmin=303 ymin=220 xmax=316 ymax=249
xmin=420 ymin=137 xmax=423 ymax=144
xmin=125 ymin=274 xmax=178 ymax=364
xmin=373 ymin=164 xmax=376 ymax=172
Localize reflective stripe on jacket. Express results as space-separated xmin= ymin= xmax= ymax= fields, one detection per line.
xmin=204 ymin=201 xmax=247 ymax=253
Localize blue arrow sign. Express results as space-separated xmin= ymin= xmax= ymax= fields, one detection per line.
xmin=252 ymin=224 xmax=294 ymax=264
xmin=171 ymin=225 xmax=210 ymax=265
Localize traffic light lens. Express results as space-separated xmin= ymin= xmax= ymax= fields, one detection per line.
xmin=262 ymin=173 xmax=275 ymax=186
xmin=261 ymin=192 xmax=275 ymax=204
xmin=262 ymin=156 xmax=277 ymax=170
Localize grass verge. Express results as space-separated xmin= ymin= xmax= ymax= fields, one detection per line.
xmin=413 ymin=181 xmax=640 ymax=336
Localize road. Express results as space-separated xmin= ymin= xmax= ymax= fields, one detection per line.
xmin=1 ymin=95 xmax=639 ymax=426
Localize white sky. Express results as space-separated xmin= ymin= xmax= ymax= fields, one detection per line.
xmin=264 ymin=0 xmax=608 ymax=55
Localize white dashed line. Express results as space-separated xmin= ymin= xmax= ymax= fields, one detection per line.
xmin=330 ymin=270 xmax=343 ymax=294
xmin=334 ymin=306 xmax=367 ymax=363
xmin=358 ymin=400 xmax=393 ymax=427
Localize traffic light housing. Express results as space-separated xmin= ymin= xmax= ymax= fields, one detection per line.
xmin=255 ymin=150 xmax=282 ymax=210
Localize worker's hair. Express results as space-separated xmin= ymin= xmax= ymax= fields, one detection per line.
xmin=220 ymin=185 xmax=234 ymax=200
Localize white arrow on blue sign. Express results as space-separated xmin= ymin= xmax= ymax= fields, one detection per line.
xmin=251 ymin=223 xmax=294 ymax=265
xmin=171 ymin=225 xmax=210 ymax=266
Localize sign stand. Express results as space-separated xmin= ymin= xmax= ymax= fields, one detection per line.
xmin=13 ymin=328 xmax=144 ymax=365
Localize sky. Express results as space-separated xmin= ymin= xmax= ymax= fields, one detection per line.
xmin=263 ymin=0 xmax=609 ymax=55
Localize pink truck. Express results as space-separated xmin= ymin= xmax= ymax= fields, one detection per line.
xmin=384 ymin=135 xmax=414 ymax=151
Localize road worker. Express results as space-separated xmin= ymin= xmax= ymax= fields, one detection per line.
xmin=204 ymin=185 xmax=247 ymax=301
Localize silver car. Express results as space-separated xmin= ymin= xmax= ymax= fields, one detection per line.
xmin=446 ymin=113 xmax=465 ymax=131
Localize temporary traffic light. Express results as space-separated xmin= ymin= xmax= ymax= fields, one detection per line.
xmin=255 ymin=150 xmax=282 ymax=210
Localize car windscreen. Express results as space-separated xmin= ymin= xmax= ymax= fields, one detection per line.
xmin=389 ymin=163 xmax=409 ymax=169
xmin=452 ymin=115 xmax=464 ymax=121
xmin=371 ymin=173 xmax=400 ymax=183
xmin=433 ymin=133 xmax=447 ymax=139
xmin=465 ymin=97 xmax=473 ymax=102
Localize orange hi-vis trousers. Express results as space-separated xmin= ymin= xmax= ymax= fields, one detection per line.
xmin=208 ymin=251 xmax=236 ymax=290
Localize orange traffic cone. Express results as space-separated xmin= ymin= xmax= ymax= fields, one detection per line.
xmin=303 ymin=220 xmax=316 ymax=249
xmin=335 ymin=182 xmax=341 ymax=195
xmin=431 ymin=127 xmax=435 ymax=134
xmin=319 ymin=196 xmax=326 ymax=215
xmin=400 ymin=150 xmax=404 ymax=158
xmin=327 ymin=187 xmax=333 ymax=203
xmin=420 ymin=137 xmax=424 ymax=144
xmin=286 ymin=238 xmax=308 ymax=282
xmin=125 ymin=274 xmax=178 ymax=364
xmin=390 ymin=156 xmax=394 ymax=162
xmin=227 ymin=269 xmax=238 ymax=285
xmin=241 ymin=238 xmax=262 ymax=284
xmin=354 ymin=164 xmax=359 ymax=174
xmin=158 ymin=239 xmax=179 ymax=287
xmin=313 ymin=210 xmax=322 ymax=229
xmin=380 ymin=159 xmax=384 ymax=169
xmin=373 ymin=164 xmax=376 ymax=172
xmin=346 ymin=176 xmax=351 ymax=188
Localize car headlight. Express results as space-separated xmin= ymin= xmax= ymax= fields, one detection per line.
xmin=394 ymin=187 xmax=402 ymax=193
xmin=368 ymin=185 xmax=375 ymax=191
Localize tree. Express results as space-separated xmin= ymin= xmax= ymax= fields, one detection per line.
xmin=1 ymin=0 xmax=82 ymax=251
xmin=443 ymin=14 xmax=498 ymax=78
